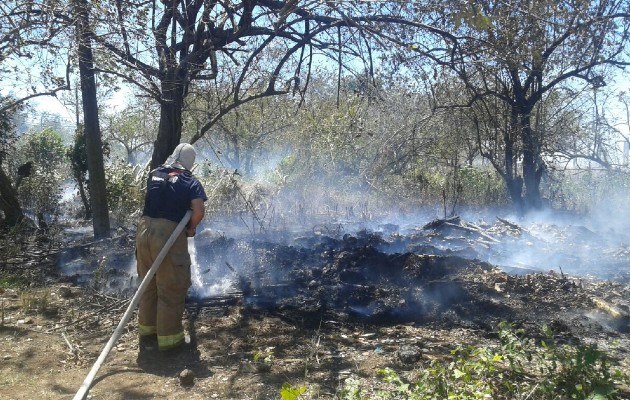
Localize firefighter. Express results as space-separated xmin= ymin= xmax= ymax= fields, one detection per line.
xmin=135 ymin=143 xmax=207 ymax=353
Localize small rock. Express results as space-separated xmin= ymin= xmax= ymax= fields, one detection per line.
xmin=256 ymin=360 xmax=272 ymax=372
xmin=58 ymin=286 xmax=73 ymax=299
xmin=398 ymin=345 xmax=422 ymax=364
xmin=18 ymin=317 xmax=34 ymax=325
xmin=494 ymin=282 xmax=505 ymax=293
xmin=179 ymin=369 xmax=195 ymax=386
xmin=494 ymin=274 xmax=508 ymax=283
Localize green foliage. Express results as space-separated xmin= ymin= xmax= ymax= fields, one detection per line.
xmin=105 ymin=160 xmax=144 ymax=225
xmin=20 ymin=128 xmax=66 ymax=166
xmin=547 ymin=169 xmax=630 ymax=214
xmin=15 ymin=128 xmax=67 ymax=216
xmin=339 ymin=322 xmax=629 ymax=400
xmin=102 ymin=99 xmax=156 ymax=164
xmin=0 ymin=273 xmax=29 ymax=289
xmin=451 ymin=3 xmax=493 ymax=31
xmin=402 ymin=165 xmax=508 ymax=210
xmin=253 ymin=347 xmax=274 ymax=363
xmin=67 ymin=129 xmax=88 ymax=180
xmin=338 ymin=378 xmax=366 ymax=400
xmin=457 ymin=166 xmax=508 ymax=206
xmin=377 ymin=345 xmax=499 ymax=399
xmin=279 ymin=383 xmax=306 ymax=400
xmin=495 ymin=321 xmax=628 ymax=399
xmin=64 ymin=129 xmax=91 ymax=217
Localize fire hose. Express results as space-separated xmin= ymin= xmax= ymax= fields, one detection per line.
xmin=73 ymin=210 xmax=192 ymax=400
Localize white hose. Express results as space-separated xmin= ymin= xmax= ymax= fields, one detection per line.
xmin=73 ymin=210 xmax=192 ymax=400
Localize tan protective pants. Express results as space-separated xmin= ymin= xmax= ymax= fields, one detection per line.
xmin=135 ymin=216 xmax=191 ymax=350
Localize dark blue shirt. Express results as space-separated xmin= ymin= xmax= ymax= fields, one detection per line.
xmin=142 ymin=166 xmax=207 ymax=223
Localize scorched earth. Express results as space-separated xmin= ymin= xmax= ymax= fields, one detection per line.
xmin=1 ymin=211 xmax=629 ymax=399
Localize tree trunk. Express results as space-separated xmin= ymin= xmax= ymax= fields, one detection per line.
xmin=0 ymin=166 xmax=23 ymax=226
xmin=504 ymin=106 xmax=524 ymax=213
xmin=520 ymin=111 xmax=543 ymax=210
xmin=74 ymin=0 xmax=110 ymax=238
xmin=74 ymin=169 xmax=92 ymax=220
xmin=150 ymin=77 xmax=184 ymax=169
xmin=127 ymin=147 xmax=136 ymax=165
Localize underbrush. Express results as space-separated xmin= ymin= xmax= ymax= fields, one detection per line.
xmin=334 ymin=322 xmax=629 ymax=400
xmin=0 ymin=273 xmax=31 ymax=289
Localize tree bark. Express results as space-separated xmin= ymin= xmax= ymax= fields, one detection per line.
xmin=500 ymin=105 xmax=522 ymax=213
xmin=150 ymin=78 xmax=184 ymax=169
xmin=0 ymin=166 xmax=23 ymax=226
xmin=74 ymin=0 xmax=110 ymax=238
xmin=519 ymin=108 xmax=543 ymax=210
xmin=74 ymin=168 xmax=92 ymax=220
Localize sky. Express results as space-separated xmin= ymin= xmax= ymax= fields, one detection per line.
xmin=31 ymin=87 xmax=131 ymax=124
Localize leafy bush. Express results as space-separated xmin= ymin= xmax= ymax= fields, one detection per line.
xmin=15 ymin=128 xmax=67 ymax=218
xmin=199 ymin=168 xmax=248 ymax=215
xmin=339 ymin=322 xmax=629 ymax=400
xmin=457 ymin=166 xmax=509 ymax=206
xmin=280 ymin=383 xmax=307 ymax=400
xmin=105 ymin=160 xmax=145 ymax=225
xmin=547 ymin=168 xmax=630 ymax=214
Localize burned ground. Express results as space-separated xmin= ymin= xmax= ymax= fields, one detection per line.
xmin=1 ymin=213 xmax=629 ymax=399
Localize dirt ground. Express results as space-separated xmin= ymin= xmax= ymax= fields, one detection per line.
xmin=2 ymin=216 xmax=630 ymax=399
xmin=2 ymin=277 xmax=630 ymax=400
xmin=0 ymin=283 xmax=492 ymax=400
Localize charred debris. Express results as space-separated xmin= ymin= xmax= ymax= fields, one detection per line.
xmin=183 ymin=215 xmax=630 ymax=337
xmin=53 ymin=214 xmax=630 ymax=340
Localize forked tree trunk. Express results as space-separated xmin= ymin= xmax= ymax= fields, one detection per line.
xmin=150 ymin=75 xmax=185 ymax=169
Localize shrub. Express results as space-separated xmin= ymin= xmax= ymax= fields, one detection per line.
xmin=105 ymin=159 xmax=145 ymax=226
xmin=15 ymin=128 xmax=67 ymax=219
xmin=338 ymin=322 xmax=629 ymax=400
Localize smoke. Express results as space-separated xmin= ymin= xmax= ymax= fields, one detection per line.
xmin=188 ymin=238 xmax=235 ymax=298
xmin=185 ymin=196 xmax=630 ymax=304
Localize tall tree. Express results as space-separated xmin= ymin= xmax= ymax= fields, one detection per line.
xmin=0 ymin=99 xmax=23 ymax=226
xmin=378 ymin=0 xmax=630 ymax=210
xmin=73 ymin=0 xmax=110 ymax=238
xmin=0 ymin=1 xmax=71 ymax=114
xmin=0 ymin=0 xmax=71 ymax=227
xmin=83 ymin=0 xmax=401 ymax=168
